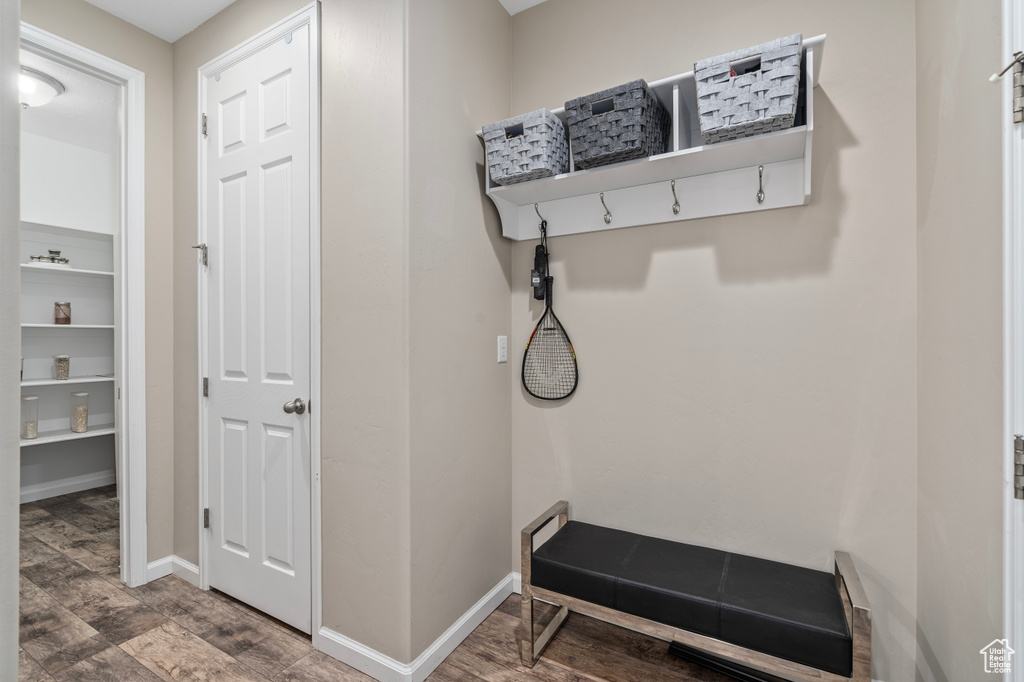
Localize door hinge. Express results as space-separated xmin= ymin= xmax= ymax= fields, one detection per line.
xmin=994 ymin=53 xmax=1024 ymax=122
xmin=1015 ymin=435 xmax=1024 ymax=499
xmin=192 ymin=243 xmax=208 ymax=267
xmin=202 ymin=377 xmax=209 ymax=397
xmin=201 ymin=113 xmax=208 ymax=138
xmin=203 ymin=508 xmax=210 ymax=529
xmin=1014 ymin=62 xmax=1024 ymax=124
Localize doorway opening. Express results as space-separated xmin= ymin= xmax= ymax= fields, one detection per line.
xmin=18 ymin=23 xmax=147 ymax=587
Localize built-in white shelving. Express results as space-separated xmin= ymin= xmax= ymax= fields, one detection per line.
xmin=21 ymin=324 xmax=115 ymax=330
xmin=21 ymin=423 xmax=115 ymax=448
xmin=479 ymin=35 xmax=824 ymax=240
xmin=21 ymin=376 xmax=114 ymax=388
xmin=20 ymin=221 xmax=114 ymax=271
xmin=20 ymin=263 xmax=114 ymax=278
xmin=19 ymin=215 xmax=118 ymax=474
xmin=20 ymin=220 xmax=115 ymax=239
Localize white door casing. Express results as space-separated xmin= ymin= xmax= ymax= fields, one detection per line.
xmin=201 ymin=19 xmax=312 ymax=633
xmin=1007 ymin=0 xmax=1024 ymax=678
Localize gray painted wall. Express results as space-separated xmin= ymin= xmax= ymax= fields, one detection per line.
xmin=916 ymin=0 xmax=1004 ymax=680
xmin=408 ymin=0 xmax=512 ymax=657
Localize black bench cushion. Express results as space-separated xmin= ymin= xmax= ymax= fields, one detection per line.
xmin=719 ymin=553 xmax=852 ymax=677
xmin=617 ymin=534 xmax=727 ymax=638
xmin=531 ymin=521 xmax=852 ymax=678
xmin=530 ymin=521 xmax=641 ymax=608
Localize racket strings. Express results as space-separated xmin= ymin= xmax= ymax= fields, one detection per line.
xmin=523 ymin=308 xmax=578 ymax=400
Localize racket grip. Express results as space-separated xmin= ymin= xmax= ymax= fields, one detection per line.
xmin=533 ymin=245 xmax=548 ymax=300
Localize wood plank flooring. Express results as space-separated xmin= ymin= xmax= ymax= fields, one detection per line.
xmin=19 ymin=487 xmax=730 ymax=681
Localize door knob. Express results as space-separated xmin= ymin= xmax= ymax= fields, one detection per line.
xmin=283 ymin=398 xmax=306 ymax=415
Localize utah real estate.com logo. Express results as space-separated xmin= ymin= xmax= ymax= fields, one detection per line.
xmin=981 ymin=639 xmax=1015 ymax=674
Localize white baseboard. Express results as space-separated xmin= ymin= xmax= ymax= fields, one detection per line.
xmin=20 ymin=469 xmax=116 ymax=504
xmin=317 ymin=626 xmax=410 ymax=682
xmin=171 ymin=556 xmax=200 ymax=586
xmin=146 ymin=556 xmax=173 ymax=581
xmin=146 ymin=555 xmax=200 ymax=587
xmin=318 ymin=573 xmax=514 ymax=682
xmin=405 ymin=574 xmax=513 ymax=681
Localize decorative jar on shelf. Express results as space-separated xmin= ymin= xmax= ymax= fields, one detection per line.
xmin=54 ymin=301 xmax=71 ymax=325
xmin=70 ymin=392 xmax=89 ymax=433
xmin=22 ymin=396 xmax=39 ymax=440
xmin=54 ymin=355 xmax=70 ymax=380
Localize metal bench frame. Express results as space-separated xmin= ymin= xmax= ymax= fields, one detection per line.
xmin=520 ymin=501 xmax=871 ymax=682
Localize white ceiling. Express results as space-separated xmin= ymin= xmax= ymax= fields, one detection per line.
xmin=73 ymin=0 xmax=546 ymax=43
xmin=498 ymin=0 xmax=550 ymax=15
xmin=20 ymin=50 xmax=118 ymax=156
xmin=80 ymin=0 xmax=240 ymax=43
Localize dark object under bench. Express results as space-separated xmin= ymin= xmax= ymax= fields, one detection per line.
xmin=520 ymin=501 xmax=871 ymax=682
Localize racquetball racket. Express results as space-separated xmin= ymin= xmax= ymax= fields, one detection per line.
xmin=522 ymin=223 xmax=578 ymax=400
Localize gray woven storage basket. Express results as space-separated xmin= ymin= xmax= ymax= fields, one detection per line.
xmin=564 ymin=79 xmax=670 ymax=170
xmin=482 ymin=109 xmax=569 ymax=186
xmin=694 ymin=33 xmax=803 ymax=144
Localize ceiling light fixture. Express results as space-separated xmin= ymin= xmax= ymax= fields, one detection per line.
xmin=19 ymin=67 xmax=65 ymax=108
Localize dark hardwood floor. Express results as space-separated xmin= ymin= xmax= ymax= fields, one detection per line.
xmin=19 ymin=486 xmax=729 ymax=681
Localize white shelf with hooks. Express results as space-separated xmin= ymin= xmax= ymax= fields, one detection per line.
xmin=479 ymin=35 xmax=824 ymax=241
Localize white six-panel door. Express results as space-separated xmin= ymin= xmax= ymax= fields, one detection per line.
xmin=203 ymin=22 xmax=311 ymax=633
